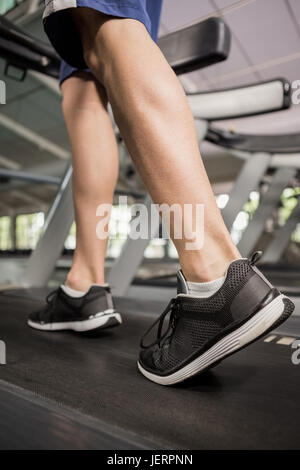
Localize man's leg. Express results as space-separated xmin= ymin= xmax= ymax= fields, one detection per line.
xmin=27 ymin=70 xmax=122 ymax=332
xmin=72 ymin=9 xmax=240 ymax=283
xmin=69 ymin=9 xmax=294 ymax=384
xmin=61 ymin=71 xmax=118 ymax=291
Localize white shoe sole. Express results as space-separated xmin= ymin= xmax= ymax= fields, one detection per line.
xmin=28 ymin=311 xmax=122 ymax=332
xmin=138 ymin=294 xmax=289 ymax=386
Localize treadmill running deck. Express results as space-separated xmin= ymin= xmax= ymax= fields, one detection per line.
xmin=0 ymin=288 xmax=299 ymax=450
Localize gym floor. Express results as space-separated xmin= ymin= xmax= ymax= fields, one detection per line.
xmin=0 ymin=287 xmax=299 ymax=450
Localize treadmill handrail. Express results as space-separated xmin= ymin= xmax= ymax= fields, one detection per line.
xmin=0 ymin=15 xmax=231 ymax=79
xmin=206 ymin=126 xmax=300 ymax=154
xmin=0 ymin=15 xmax=60 ymax=78
xmin=188 ymin=78 xmax=291 ymax=120
xmin=0 ymin=15 xmax=59 ymax=61
xmin=158 ymin=17 xmax=231 ymax=75
xmin=0 ymin=36 xmax=60 ymax=79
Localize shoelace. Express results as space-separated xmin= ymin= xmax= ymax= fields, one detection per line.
xmin=249 ymin=251 xmax=262 ymax=265
xmin=46 ymin=289 xmax=59 ymax=308
xmin=140 ymin=298 xmax=180 ymax=349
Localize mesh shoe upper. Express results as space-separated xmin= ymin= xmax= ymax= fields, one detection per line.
xmin=139 ymin=256 xmax=279 ymax=376
xmin=29 ymin=285 xmax=114 ymax=325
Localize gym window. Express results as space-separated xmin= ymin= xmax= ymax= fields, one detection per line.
xmin=0 ymin=216 xmax=12 ymax=251
xmin=15 ymin=212 xmax=44 ymax=250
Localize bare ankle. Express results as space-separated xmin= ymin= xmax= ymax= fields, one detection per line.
xmin=66 ymin=269 xmax=105 ymax=292
xmin=180 ymin=249 xmax=240 ymax=283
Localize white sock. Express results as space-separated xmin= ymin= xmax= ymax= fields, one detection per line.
xmin=187 ymin=276 xmax=225 ymax=298
xmin=61 ymin=284 xmax=86 ymax=298
xmin=61 ymin=283 xmax=109 ymax=298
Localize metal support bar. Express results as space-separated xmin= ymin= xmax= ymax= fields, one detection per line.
xmin=24 ymin=165 xmax=74 ymax=287
xmin=0 ymin=169 xmax=61 ymax=185
xmin=0 ymin=113 xmax=70 ymax=160
xmin=230 ymin=149 xmax=300 ymax=170
xmin=221 ymin=152 xmax=272 ymax=231
xmin=108 ymin=196 xmax=160 ymax=297
xmin=261 ymin=200 xmax=300 ymax=263
xmin=0 ymin=161 xmax=66 ymax=193
xmin=237 ymin=167 xmax=297 ymax=257
xmin=0 ymin=153 xmax=21 ymax=170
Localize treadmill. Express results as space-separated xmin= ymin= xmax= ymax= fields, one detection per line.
xmin=0 ymin=15 xmax=299 ymax=450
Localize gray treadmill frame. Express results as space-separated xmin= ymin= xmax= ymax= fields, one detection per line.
xmin=219 ymin=146 xmax=299 ymax=257
xmin=236 ymin=167 xmax=297 ymax=257
xmin=262 ymin=197 xmax=300 ymax=263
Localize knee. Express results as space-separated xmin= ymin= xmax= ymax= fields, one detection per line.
xmin=74 ymin=10 xmax=146 ymax=85
xmin=61 ymin=73 xmax=107 ymax=119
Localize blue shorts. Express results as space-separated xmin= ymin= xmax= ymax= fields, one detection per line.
xmin=59 ymin=0 xmax=162 ymax=85
xmin=43 ymin=0 xmax=162 ymax=80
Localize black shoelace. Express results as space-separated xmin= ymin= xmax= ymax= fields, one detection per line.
xmin=45 ymin=289 xmax=59 ymax=311
xmin=140 ymin=298 xmax=180 ymax=349
xmin=249 ymin=251 xmax=263 ymax=265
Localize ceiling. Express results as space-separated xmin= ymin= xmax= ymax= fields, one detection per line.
xmin=160 ymin=0 xmax=300 ymax=134
xmin=0 ymin=0 xmax=299 ymax=215
xmin=161 ymin=0 xmax=300 ymax=91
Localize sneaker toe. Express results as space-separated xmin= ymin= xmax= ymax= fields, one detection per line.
xmin=139 ymin=346 xmax=157 ymax=370
xmin=28 ymin=308 xmax=45 ymax=324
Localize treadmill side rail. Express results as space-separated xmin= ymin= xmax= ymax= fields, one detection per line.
xmin=158 ymin=17 xmax=231 ymax=75
xmin=188 ymin=78 xmax=291 ymax=121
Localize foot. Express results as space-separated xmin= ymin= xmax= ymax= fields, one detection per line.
xmin=138 ymin=252 xmax=295 ymax=385
xmin=28 ymin=285 xmax=122 ymax=332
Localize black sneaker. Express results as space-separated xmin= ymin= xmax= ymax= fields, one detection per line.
xmin=138 ymin=252 xmax=295 ymax=385
xmin=28 ymin=285 xmax=122 ymax=332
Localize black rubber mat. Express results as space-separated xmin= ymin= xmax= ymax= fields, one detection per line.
xmin=0 ymin=288 xmax=300 ymax=449
xmin=0 ymin=380 xmax=149 ymax=450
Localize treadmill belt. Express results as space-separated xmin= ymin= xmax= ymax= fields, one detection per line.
xmin=0 ymin=288 xmax=299 ymax=449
